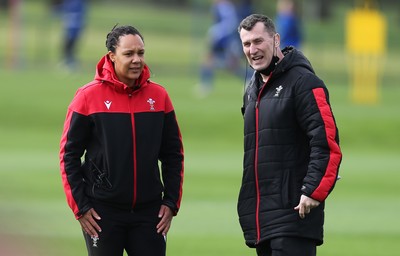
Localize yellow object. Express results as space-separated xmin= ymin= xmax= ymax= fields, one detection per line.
xmin=346 ymin=8 xmax=386 ymax=55
xmin=346 ymin=6 xmax=387 ymax=104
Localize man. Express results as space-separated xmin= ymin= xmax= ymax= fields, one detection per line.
xmin=237 ymin=14 xmax=342 ymax=256
xmin=60 ymin=25 xmax=184 ymax=256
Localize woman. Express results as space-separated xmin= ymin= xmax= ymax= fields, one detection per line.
xmin=59 ymin=25 xmax=184 ymax=256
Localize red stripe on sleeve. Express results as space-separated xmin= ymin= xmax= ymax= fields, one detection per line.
xmin=311 ymin=88 xmax=342 ymax=201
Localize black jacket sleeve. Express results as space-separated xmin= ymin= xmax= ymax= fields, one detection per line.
xmin=294 ymin=73 xmax=342 ymax=201
xmin=159 ymin=110 xmax=184 ymax=215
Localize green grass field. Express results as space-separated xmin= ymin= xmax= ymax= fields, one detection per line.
xmin=1 ymin=1 xmax=400 ymax=255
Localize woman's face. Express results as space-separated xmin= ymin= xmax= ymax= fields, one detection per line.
xmin=108 ymin=34 xmax=145 ymax=87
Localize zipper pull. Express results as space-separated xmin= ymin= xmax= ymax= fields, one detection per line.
xmin=255 ymin=101 xmax=259 ymax=109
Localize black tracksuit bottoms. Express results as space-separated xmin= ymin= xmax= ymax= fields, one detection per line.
xmin=256 ymin=236 xmax=317 ymax=256
xmin=82 ymin=201 xmax=166 ymax=256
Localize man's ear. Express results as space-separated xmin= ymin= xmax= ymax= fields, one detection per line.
xmin=274 ymin=33 xmax=281 ymax=48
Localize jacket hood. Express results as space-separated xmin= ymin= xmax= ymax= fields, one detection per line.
xmin=94 ymin=54 xmax=151 ymax=92
xmin=275 ymin=46 xmax=315 ymax=76
xmin=250 ymin=47 xmax=315 ymax=86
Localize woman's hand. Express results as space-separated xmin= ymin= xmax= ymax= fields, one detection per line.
xmin=78 ymin=208 xmax=102 ymax=238
xmin=156 ymin=205 xmax=173 ymax=236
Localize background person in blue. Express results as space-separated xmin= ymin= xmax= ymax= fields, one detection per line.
xmin=197 ymin=0 xmax=252 ymax=97
xmin=237 ymin=0 xmax=255 ymax=21
xmin=275 ymin=0 xmax=302 ymax=49
xmin=61 ymin=0 xmax=87 ymax=70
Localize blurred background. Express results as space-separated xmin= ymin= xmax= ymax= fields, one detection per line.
xmin=0 ymin=0 xmax=399 ymax=255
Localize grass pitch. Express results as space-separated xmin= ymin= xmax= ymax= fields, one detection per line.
xmin=0 ymin=1 xmax=400 ymax=255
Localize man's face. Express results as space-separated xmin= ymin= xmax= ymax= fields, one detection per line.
xmin=239 ymin=22 xmax=275 ymax=72
xmin=109 ymin=34 xmax=145 ymax=87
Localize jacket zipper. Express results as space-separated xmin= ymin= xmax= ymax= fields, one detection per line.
xmin=254 ymin=101 xmax=261 ymax=244
xmin=254 ymin=78 xmax=270 ymax=244
xmin=128 ymin=93 xmax=137 ymax=209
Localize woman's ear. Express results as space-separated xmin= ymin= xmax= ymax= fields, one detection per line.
xmin=108 ymin=51 xmax=115 ymax=62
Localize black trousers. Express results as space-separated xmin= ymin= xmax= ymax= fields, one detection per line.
xmin=256 ymin=237 xmax=317 ymax=256
xmin=82 ymin=202 xmax=166 ymax=256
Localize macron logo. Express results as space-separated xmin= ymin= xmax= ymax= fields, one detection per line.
xmin=104 ymin=100 xmax=112 ymax=110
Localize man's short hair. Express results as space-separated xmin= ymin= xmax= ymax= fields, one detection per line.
xmin=238 ymin=14 xmax=276 ymax=36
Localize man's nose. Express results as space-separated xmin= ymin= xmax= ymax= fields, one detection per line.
xmin=249 ymin=44 xmax=257 ymax=54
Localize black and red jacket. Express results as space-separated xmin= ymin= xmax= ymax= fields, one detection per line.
xmin=238 ymin=47 xmax=342 ymax=247
xmin=60 ymin=55 xmax=184 ymax=219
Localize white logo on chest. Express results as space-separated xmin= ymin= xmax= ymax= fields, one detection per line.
xmin=147 ymin=98 xmax=155 ymax=111
xmin=274 ymin=85 xmax=283 ymax=97
xmin=104 ymin=100 xmax=112 ymax=110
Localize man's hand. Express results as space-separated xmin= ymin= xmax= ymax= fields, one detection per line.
xmin=78 ymin=208 xmax=102 ymax=238
xmin=294 ymin=195 xmax=320 ymax=219
xmin=156 ymin=205 xmax=173 ymax=236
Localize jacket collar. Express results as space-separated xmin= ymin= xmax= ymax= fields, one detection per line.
xmin=94 ymin=54 xmax=151 ymax=93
